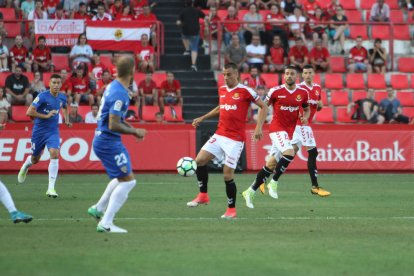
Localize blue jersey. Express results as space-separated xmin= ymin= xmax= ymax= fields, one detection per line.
xmin=31 ymin=91 xmax=67 ymax=134
xmin=96 ymin=80 xmax=130 ymax=140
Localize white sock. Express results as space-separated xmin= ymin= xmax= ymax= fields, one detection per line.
xmin=96 ymin=178 xmax=119 ymax=212
xmin=100 ymin=180 xmax=136 ymax=226
xmin=48 ymin=159 xmax=59 ymax=190
xmin=0 ymin=180 xmax=17 ymax=213
xmin=22 ymin=155 xmax=33 ymax=170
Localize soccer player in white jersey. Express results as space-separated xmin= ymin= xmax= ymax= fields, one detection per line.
xmin=242 ymin=65 xmax=310 ymax=208
xmin=0 ymin=179 xmax=32 ymax=223
xmin=187 ymin=62 xmax=268 ymax=218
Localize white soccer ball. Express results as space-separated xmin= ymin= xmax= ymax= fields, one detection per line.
xmin=176 ymin=157 xmax=197 ymax=177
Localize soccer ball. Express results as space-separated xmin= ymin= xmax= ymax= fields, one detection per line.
xmin=176 ymin=157 xmax=197 ymax=177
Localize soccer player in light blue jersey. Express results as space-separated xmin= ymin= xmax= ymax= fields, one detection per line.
xmin=88 ymin=56 xmax=146 ymax=233
xmin=0 ymin=179 xmax=32 ymax=223
xmin=17 ymin=74 xmax=71 ymax=198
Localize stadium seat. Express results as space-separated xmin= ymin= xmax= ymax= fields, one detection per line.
xmin=52 ymin=55 xmax=69 ymax=71
xmin=349 ymin=25 xmax=368 ymax=39
xmin=388 ymin=0 xmax=400 ymax=9
xmin=351 ymin=91 xmax=367 ymax=101
xmin=141 ymin=105 xmax=160 ymax=121
xmin=390 ymin=74 xmax=409 ymax=90
xmin=403 ymin=107 xmax=414 ymax=118
xmin=330 ymin=90 xmax=350 ymax=106
xmin=336 ymin=107 xmax=354 ymax=123
xmin=325 ymin=74 xmax=343 ymax=89
xmin=134 ymin=73 xmax=145 ymax=85
xmin=320 ymin=90 xmax=328 ymax=105
xmin=164 ymin=105 xmax=184 ymax=122
xmin=261 ymin=73 xmax=279 ymax=88
xmin=397 ymin=92 xmax=414 ymax=106
xmin=346 ymin=74 xmax=365 ymax=90
xmin=4 ymin=23 xmax=21 ymax=38
xmin=393 ymin=25 xmax=411 ymax=40
xmin=24 ymin=72 xmax=34 ymax=83
xmin=360 ymin=0 xmax=376 ymax=9
xmin=100 ymin=55 xmax=113 ymax=68
xmin=390 ymin=10 xmax=405 ymax=22
xmin=374 ymin=91 xmax=388 ymax=103
xmin=314 ymin=107 xmax=334 ymax=123
xmin=398 ymin=58 xmax=414 ymax=72
xmin=42 ymin=72 xmax=53 ymax=87
xmin=339 ymin=0 xmax=356 ymax=10
xmin=11 ymin=106 xmax=31 ymax=122
xmin=0 ymin=72 xmax=11 ymax=86
xmin=345 ymin=10 xmax=362 ymax=22
xmin=330 ymin=56 xmax=346 ymax=73
xmin=77 ymin=106 xmax=90 ymax=120
xmin=371 ymin=25 xmax=390 ymax=41
xmin=152 ymin=72 xmax=167 ymax=87
xmin=0 ymin=8 xmax=16 ymax=20
xmin=313 ymin=74 xmax=321 ymax=85
xmin=367 ymin=74 xmax=386 ymax=89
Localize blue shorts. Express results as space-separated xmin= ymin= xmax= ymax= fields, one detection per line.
xmin=348 ymin=62 xmax=368 ymax=71
xmin=93 ymin=136 xmax=132 ymax=179
xmin=329 ymin=28 xmax=350 ymax=38
xmin=182 ymin=35 xmax=200 ymax=52
xmin=31 ymin=132 xmax=60 ymax=157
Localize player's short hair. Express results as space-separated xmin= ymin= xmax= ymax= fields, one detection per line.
xmin=285 ymin=65 xmax=297 ymax=72
xmin=116 ymin=56 xmax=135 ymax=78
xmin=50 ymin=74 xmax=62 ymax=80
xmin=303 ymin=64 xmax=314 ymax=70
xmin=224 ymin=62 xmax=238 ymax=71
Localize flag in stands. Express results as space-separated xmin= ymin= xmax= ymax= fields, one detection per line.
xmin=86 ymin=21 xmax=150 ymax=51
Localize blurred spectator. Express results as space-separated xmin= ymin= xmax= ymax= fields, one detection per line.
xmin=68 ymin=103 xmax=83 ymax=123
xmin=302 ymin=0 xmax=321 ymax=18
xmin=403 ymin=0 xmax=413 ymax=11
xmin=49 ymin=3 xmax=68 ymax=19
xmin=0 ymin=13 xmax=7 ymax=40
xmin=128 ymin=78 xmax=140 ymax=108
xmin=177 ymin=0 xmax=205 ymax=72
xmin=223 ymin=6 xmax=243 ymax=46
xmin=87 ymin=0 xmax=103 ymax=17
xmin=287 ymin=7 xmax=306 ymax=44
xmin=30 ymin=71 xmax=46 ymax=99
xmin=243 ymin=3 xmax=265 ymax=45
xmin=134 ymin=34 xmax=155 ymax=72
xmin=203 ymin=6 xmax=221 ymax=50
xmin=243 ymin=67 xmax=266 ymax=90
xmin=72 ymin=2 xmax=89 ymax=20
xmin=139 ymin=72 xmax=158 ymax=106
xmin=249 ymin=85 xmax=272 ymax=123
xmin=92 ymin=3 xmax=112 ymax=21
xmin=309 ymin=7 xmax=328 ymax=47
xmin=329 ymin=4 xmax=348 ymax=54
xmin=65 ymin=0 xmax=86 ymax=15
xmin=309 ymin=39 xmax=330 ymax=72
xmin=348 ymin=36 xmax=372 ymax=73
xmin=70 ymin=33 xmax=94 ymax=69
xmin=71 ymin=64 xmax=93 ymax=105
xmin=96 ymin=70 xmax=112 ymax=104
xmin=59 ymin=69 xmax=73 ymax=103
xmin=0 ymin=87 xmax=10 ymax=126
xmin=224 ymin=34 xmax=248 ymax=72
xmin=325 ymin=0 xmax=339 ymax=19
xmin=85 ymin=104 xmax=99 ymax=124
xmin=116 ymin=5 xmax=135 ymax=21
xmin=246 ymin=34 xmax=267 ymax=71
xmin=43 ymin=0 xmax=60 ymax=16
xmin=289 ymin=37 xmax=309 ymax=71
xmin=90 ymin=53 xmax=107 ymax=83
xmin=265 ymin=4 xmax=288 ymax=50
xmin=155 ymin=111 xmax=166 ymax=124
xmin=5 ymin=67 xmax=32 ymax=106
xmin=379 ymin=88 xmax=410 ymax=124
xmin=21 ymin=0 xmax=35 ymax=19
xmin=370 ymin=0 xmax=389 ymax=22
xmin=32 ymin=36 xmax=53 ymax=72
xmin=347 ymin=89 xmax=384 ymax=124
xmin=131 ymin=0 xmax=149 ymax=17
xmin=109 ymin=0 xmax=123 ymax=19
xmin=284 ymin=0 xmax=299 ymax=15
xmin=159 ymin=72 xmax=182 ymax=113
xmin=136 ymin=4 xmax=158 ymax=47
xmin=28 ymin=0 xmax=48 ymax=45
xmin=266 ymin=35 xmax=288 ymax=73
xmin=368 ymin=38 xmax=387 ymax=74
xmin=0 ymin=36 xmax=8 ymax=72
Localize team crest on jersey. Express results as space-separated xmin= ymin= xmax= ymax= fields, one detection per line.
xmin=232 ymin=93 xmax=240 ymax=100
xmin=296 ymin=95 xmax=302 ymax=101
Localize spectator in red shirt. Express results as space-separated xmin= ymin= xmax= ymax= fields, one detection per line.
xmin=309 ymin=39 xmax=330 ymax=72
xmin=325 ymin=0 xmax=339 ymax=19
xmin=243 ymin=67 xmax=266 ymax=90
xmin=71 ymin=64 xmax=94 ymax=105
xmin=302 ymin=0 xmax=321 ymax=18
xmin=136 ymin=4 xmax=158 ymax=47
xmin=116 ymin=5 xmax=135 ymax=21
xmin=134 ymin=34 xmax=155 ymax=73
xmin=72 ymin=3 xmax=89 ymax=21
xmin=44 ymin=0 xmax=61 ymax=17
xmin=96 ymin=70 xmax=112 ymax=104
xmin=265 ymin=4 xmax=288 ymax=51
xmin=203 ymin=6 xmax=221 ymax=51
xmin=159 ymin=72 xmax=182 ymax=113
xmin=49 ymin=3 xmax=68 ymax=20
xmin=90 ymin=53 xmax=107 ymax=82
xmin=130 ymin=0 xmax=148 ymax=17
xmin=309 ymin=7 xmax=328 ymax=47
xmin=60 ymin=69 xmax=73 ymax=103
xmin=92 ymin=3 xmax=112 ymax=21
xmin=10 ymin=35 xmax=32 ymax=73
xmin=32 ymin=36 xmax=53 ymax=73
xmin=223 ymin=6 xmax=244 ymax=46
xmin=348 ymin=36 xmax=372 ymax=73
xmin=266 ymin=35 xmax=288 ymax=73
xmin=109 ymin=0 xmax=123 ymax=19
xmin=139 ymin=72 xmax=158 ymax=106
xmin=289 ymin=37 xmax=309 ymax=71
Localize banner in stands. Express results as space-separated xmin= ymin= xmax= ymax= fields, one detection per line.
xmin=34 ymin=20 xmax=85 ymax=46
xmin=86 ymin=21 xmax=150 ymax=51
xmin=245 ymin=125 xmax=414 ymax=171
xmin=0 ymin=125 xmax=196 ymax=171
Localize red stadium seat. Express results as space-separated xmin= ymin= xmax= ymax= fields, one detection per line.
xmin=345 ymin=10 xmax=362 ymax=22
xmin=336 ymin=107 xmax=354 ymax=123
xmin=320 ymin=90 xmax=328 ymax=105
xmin=360 ymin=0 xmax=376 ymax=9
xmin=390 ymin=74 xmax=409 ymax=90
xmin=397 ymin=92 xmax=414 ymax=106
xmin=164 ymin=105 xmax=184 ymax=122
xmin=314 ymin=107 xmax=334 ymax=123
xmin=346 ymin=74 xmax=365 ymax=90
xmin=349 ymin=25 xmax=368 ymax=39
xmin=134 ymin=73 xmax=145 ymax=85
xmin=0 ymin=8 xmax=16 ymax=20
xmin=77 ymin=106 xmax=90 ymax=119
xmin=393 ymin=25 xmax=411 ymax=40
xmin=388 ymin=0 xmax=400 ymax=9
xmin=141 ymin=105 xmax=160 ymax=121
xmin=339 ymin=0 xmax=356 ymax=10
xmin=330 ymin=90 xmax=350 ymax=106
xmin=11 ymin=106 xmax=31 ymax=122
xmin=313 ymin=74 xmax=321 ymax=85
xmin=403 ymin=107 xmax=414 ymax=118
xmin=371 ymin=25 xmax=390 ymax=41
xmin=4 ymin=23 xmax=21 ymax=38
xmin=152 ymin=72 xmax=167 ymax=87
xmin=351 ymin=91 xmax=367 ymax=101
xmin=52 ymin=55 xmax=69 ymax=71
xmin=367 ymin=74 xmax=386 ymax=89
xmin=374 ymin=91 xmax=388 ymax=102
xmin=390 ymin=10 xmax=405 ymax=22
xmin=398 ymin=58 xmax=414 ymax=72
xmin=330 ymin=56 xmax=346 ymax=73
xmin=42 ymin=72 xmax=53 ymax=87
xmin=0 ymin=72 xmax=11 ymax=86
xmin=325 ymin=74 xmax=343 ymax=89
xmin=261 ymin=73 xmax=279 ymax=88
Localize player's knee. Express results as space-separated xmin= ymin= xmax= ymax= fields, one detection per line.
xmin=283 ymin=149 xmax=295 ymax=157
xmin=266 ymin=157 xmax=277 ymax=170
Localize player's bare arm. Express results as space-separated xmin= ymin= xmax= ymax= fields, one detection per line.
xmin=26 ymin=105 xmax=58 ymax=119
xmin=122 ymin=120 xmax=147 ymax=140
xmin=253 ymin=99 xmax=268 ymax=141
xmin=109 ymin=114 xmax=146 ymax=139
xmin=61 ymin=106 xmax=72 ymax=127
xmin=192 ymin=106 xmax=220 ymax=128
xmin=301 ymin=105 xmax=311 ymax=125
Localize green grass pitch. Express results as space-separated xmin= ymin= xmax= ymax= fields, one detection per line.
xmin=0 ymin=173 xmax=414 ymax=275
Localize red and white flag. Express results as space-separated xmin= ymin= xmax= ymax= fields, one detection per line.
xmin=86 ymin=21 xmax=150 ymax=51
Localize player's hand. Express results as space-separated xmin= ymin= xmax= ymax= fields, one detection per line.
xmin=192 ymin=117 xmax=203 ymax=128
xmin=253 ymin=128 xmax=263 ymax=141
xmin=47 ymin=110 xmax=58 ymax=118
xmin=134 ymin=128 xmax=147 ymax=141
xmin=300 ymin=116 xmax=308 ymax=125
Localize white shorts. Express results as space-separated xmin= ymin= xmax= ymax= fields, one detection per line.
xmin=291 ymin=125 xmax=317 ymax=148
xmin=269 ymin=131 xmax=294 ymax=158
xmin=201 ymin=134 xmax=244 ymax=169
